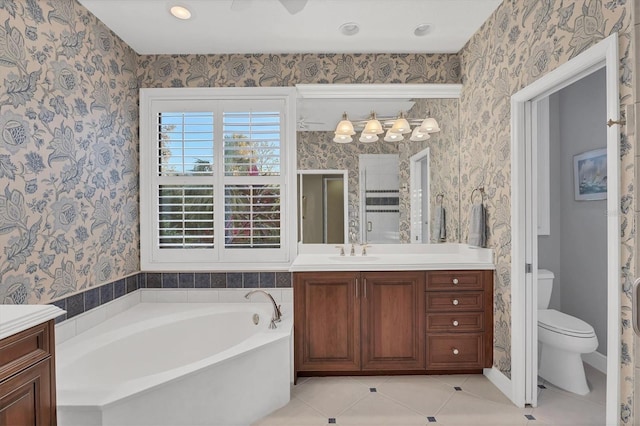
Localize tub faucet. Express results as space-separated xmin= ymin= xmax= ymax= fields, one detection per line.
xmin=244 ymin=290 xmax=282 ymax=329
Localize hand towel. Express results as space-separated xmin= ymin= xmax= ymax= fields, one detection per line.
xmin=433 ymin=205 xmax=446 ymax=242
xmin=468 ymin=202 xmax=486 ymax=247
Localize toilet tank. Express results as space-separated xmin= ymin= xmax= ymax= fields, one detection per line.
xmin=538 ymin=269 xmax=554 ymax=309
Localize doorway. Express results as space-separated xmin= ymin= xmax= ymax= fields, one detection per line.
xmin=510 ymin=34 xmax=620 ymax=425
xmin=410 ymin=148 xmax=431 ymax=243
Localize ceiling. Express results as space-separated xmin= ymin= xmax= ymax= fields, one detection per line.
xmin=79 ymin=0 xmax=502 ymax=55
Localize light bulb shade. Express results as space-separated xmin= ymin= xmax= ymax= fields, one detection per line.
xmin=335 ymin=115 xmax=356 ymax=135
xmin=359 ymin=133 xmax=379 ymax=143
xmin=333 ymin=134 xmax=353 ymax=143
xmin=390 ymin=117 xmax=411 ymax=134
xmin=362 ymin=118 xmax=383 ymax=134
xmin=419 ymin=117 xmax=440 ymax=133
xmin=383 ymin=129 xmax=404 ymax=142
xmin=410 ymin=127 xmax=431 ymax=142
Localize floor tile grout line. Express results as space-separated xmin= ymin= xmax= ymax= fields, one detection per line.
xmin=374 ymin=387 xmax=456 ymax=419
xmin=433 ymin=385 xmax=459 ymax=417
xmin=290 ymin=394 xmax=340 ymax=420
xmin=292 ymin=377 xmax=372 ymax=418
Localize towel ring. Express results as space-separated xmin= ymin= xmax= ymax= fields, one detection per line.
xmin=471 ymin=187 xmax=484 ymax=204
xmin=435 ymin=193 xmax=444 ymax=204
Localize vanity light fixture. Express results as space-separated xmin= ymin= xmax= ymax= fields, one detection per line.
xmin=359 ymin=133 xmax=379 ymax=143
xmin=410 ymin=127 xmax=431 ymax=142
xmin=333 ymin=134 xmax=353 ymax=143
xmin=333 ymin=111 xmax=439 ymax=143
xmin=361 ymin=112 xmax=383 ymax=135
xmin=384 ymin=129 xmax=404 ymax=142
xmin=335 ymin=113 xmax=356 ymax=135
xmin=170 ymin=5 xmax=192 ymax=20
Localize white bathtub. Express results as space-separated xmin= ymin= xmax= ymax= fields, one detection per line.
xmin=56 ymin=302 xmax=292 ymax=426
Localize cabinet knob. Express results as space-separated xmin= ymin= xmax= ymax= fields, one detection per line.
xmin=453 ymin=320 xmax=459 ymax=326
xmin=452 ymin=278 xmax=459 ymax=285
xmin=453 ymin=348 xmax=460 ymax=355
xmin=452 ymin=299 xmax=459 ymax=305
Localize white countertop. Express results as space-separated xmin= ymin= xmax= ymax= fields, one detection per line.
xmin=0 ymin=305 xmax=66 ymax=341
xmin=289 ymin=243 xmax=495 ymax=272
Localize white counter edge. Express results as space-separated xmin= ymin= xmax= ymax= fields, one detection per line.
xmin=289 ymin=263 xmax=496 ymax=272
xmin=0 ymin=305 xmax=67 ymax=340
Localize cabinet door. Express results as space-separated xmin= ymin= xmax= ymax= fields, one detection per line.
xmin=0 ymin=359 xmax=54 ymax=426
xmin=361 ymin=271 xmax=425 ymax=370
xmin=294 ymin=272 xmax=361 ymax=372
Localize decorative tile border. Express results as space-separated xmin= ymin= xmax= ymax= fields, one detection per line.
xmin=50 ymin=272 xmax=293 ymax=322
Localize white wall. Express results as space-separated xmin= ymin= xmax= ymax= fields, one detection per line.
xmin=538 ymin=94 xmax=563 ymax=310
xmin=538 ymin=68 xmax=608 ymax=355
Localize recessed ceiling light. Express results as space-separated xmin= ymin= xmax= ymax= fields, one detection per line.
xmin=414 ymin=23 xmax=431 ymax=37
xmin=170 ymin=5 xmax=192 ymax=20
xmin=339 ymin=22 xmax=360 ymax=36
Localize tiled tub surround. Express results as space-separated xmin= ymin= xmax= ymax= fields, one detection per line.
xmin=49 ymin=271 xmax=292 ymax=323
xmin=56 ymin=291 xmax=293 ymax=426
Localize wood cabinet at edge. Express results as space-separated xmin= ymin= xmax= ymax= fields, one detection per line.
xmin=0 ymin=321 xmax=57 ymax=425
xmin=294 ymin=270 xmax=493 ymax=378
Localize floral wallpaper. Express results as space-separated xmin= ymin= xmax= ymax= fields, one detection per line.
xmin=458 ymin=0 xmax=634 ymax=422
xmin=0 ymin=0 xmax=139 ymax=304
xmin=136 ymin=53 xmax=461 ymax=87
xmin=3 ymin=0 xmax=638 ymax=421
xmin=296 ymin=98 xmax=460 ymax=244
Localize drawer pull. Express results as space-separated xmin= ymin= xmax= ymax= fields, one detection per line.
xmin=453 ymin=348 xmax=460 ymax=355
xmin=452 ymin=278 xmax=459 ymax=285
xmin=452 ymin=299 xmax=459 ymax=305
xmin=452 ymin=320 xmax=459 ymax=326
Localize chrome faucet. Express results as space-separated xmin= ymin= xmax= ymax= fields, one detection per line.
xmin=244 ymin=290 xmax=282 ymax=329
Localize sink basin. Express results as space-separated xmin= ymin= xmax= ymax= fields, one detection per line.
xmin=329 ymin=256 xmax=379 ymax=262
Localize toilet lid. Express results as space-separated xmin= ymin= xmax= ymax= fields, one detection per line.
xmin=538 ymin=309 xmax=596 ymax=337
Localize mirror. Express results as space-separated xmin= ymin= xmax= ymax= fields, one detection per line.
xmin=296 ymin=84 xmax=461 ymax=244
xmin=297 ymin=171 xmax=348 ymax=244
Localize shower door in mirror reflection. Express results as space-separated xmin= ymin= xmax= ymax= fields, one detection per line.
xmin=359 ymin=154 xmax=400 ymax=243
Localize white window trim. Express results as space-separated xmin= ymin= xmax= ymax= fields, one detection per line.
xmin=140 ymin=87 xmax=297 ymax=271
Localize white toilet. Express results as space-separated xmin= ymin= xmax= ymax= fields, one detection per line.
xmin=538 ymin=269 xmax=598 ymax=395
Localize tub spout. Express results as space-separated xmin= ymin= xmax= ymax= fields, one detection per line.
xmin=244 ymin=290 xmax=282 ymax=329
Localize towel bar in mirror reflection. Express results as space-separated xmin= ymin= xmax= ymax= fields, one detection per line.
xmin=633 ymin=277 xmax=640 ymax=336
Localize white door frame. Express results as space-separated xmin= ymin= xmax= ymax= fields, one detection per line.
xmin=410 ymin=148 xmax=431 ymax=243
xmin=511 ymin=33 xmax=620 ymax=425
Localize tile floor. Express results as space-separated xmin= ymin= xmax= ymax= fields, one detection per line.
xmin=253 ymin=363 xmax=605 ymax=425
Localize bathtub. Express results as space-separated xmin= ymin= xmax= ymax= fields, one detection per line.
xmin=56 ymin=302 xmax=292 ymax=426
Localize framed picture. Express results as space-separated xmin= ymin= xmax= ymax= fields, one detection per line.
xmin=573 ymin=148 xmax=607 ymax=201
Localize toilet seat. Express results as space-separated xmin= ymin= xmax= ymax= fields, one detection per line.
xmin=538 ymin=309 xmax=596 ymax=338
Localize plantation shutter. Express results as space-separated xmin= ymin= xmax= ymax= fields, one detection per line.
xmin=157 ymin=112 xmax=215 ymax=250
xmin=222 ymin=107 xmax=283 ymax=252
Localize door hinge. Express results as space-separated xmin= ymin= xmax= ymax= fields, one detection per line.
xmin=525 ymin=263 xmax=532 ymax=273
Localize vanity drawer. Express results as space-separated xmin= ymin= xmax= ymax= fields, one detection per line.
xmin=0 ymin=322 xmax=52 ymax=382
xmin=426 ymin=334 xmax=483 ymax=370
xmin=426 ymin=271 xmax=484 ymax=291
xmin=425 ymin=291 xmax=484 ymax=312
xmin=426 ymin=312 xmax=484 ymax=332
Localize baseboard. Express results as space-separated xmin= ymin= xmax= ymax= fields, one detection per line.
xmin=582 ymin=351 xmax=607 ymax=374
xmin=483 ymin=367 xmax=513 ymax=402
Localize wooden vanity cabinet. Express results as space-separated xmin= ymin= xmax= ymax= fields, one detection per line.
xmin=294 ymin=271 xmax=425 ymax=374
xmin=0 ymin=320 xmax=57 ymax=425
xmin=294 ymin=272 xmax=361 ymax=372
xmin=361 ymin=272 xmax=425 ymax=370
xmin=425 ymin=270 xmax=493 ymax=371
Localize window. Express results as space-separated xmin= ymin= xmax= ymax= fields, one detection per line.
xmin=140 ymin=88 xmax=296 ymax=270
